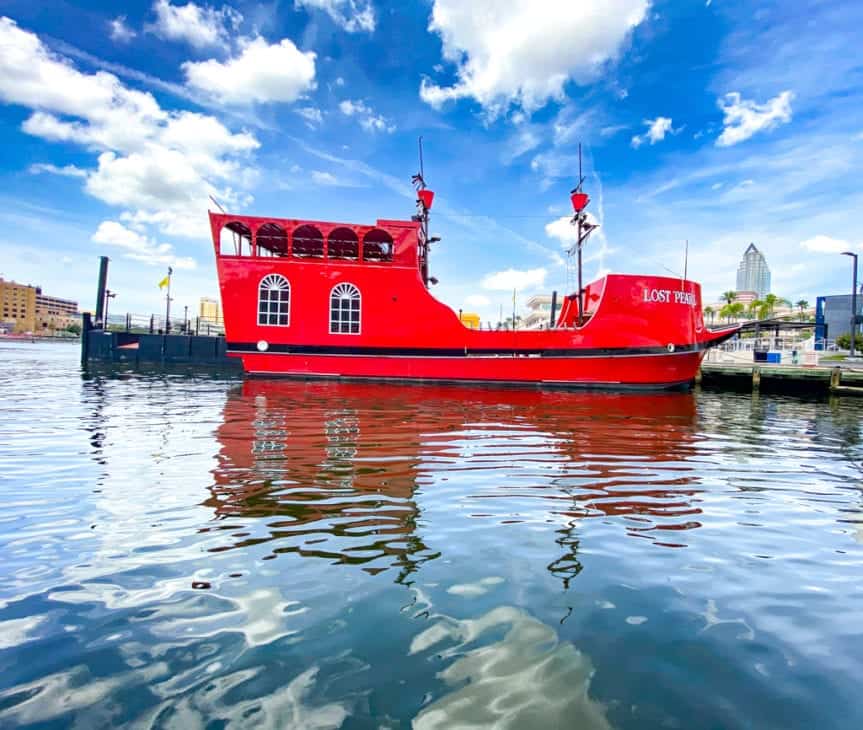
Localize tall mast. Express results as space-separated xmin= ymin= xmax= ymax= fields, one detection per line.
xmin=412 ymin=137 xmax=437 ymax=287
xmin=568 ymin=143 xmax=597 ymax=326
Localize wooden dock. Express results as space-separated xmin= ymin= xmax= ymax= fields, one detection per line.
xmin=699 ymin=362 xmax=863 ymax=395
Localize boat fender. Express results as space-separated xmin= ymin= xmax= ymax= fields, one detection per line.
xmin=667 ymin=343 xmax=675 ymax=353
xmin=257 ymin=340 xmax=269 ymax=352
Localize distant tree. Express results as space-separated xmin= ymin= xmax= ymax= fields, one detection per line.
xmin=796 ymin=299 xmax=809 ymax=320
xmin=721 ymin=291 xmax=737 ymax=305
xmin=704 ymin=305 xmax=715 ymax=324
xmin=720 ymin=303 xmax=745 ymax=323
xmin=65 ymin=323 xmax=81 ymax=335
xmin=746 ymin=301 xmax=759 ymax=319
xmin=836 ymin=333 xmax=863 ymax=350
xmin=502 ymin=315 xmax=522 ymax=330
xmin=762 ymin=293 xmax=781 ymax=317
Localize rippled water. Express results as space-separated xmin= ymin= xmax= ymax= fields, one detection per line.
xmin=1 ymin=342 xmax=863 ymax=729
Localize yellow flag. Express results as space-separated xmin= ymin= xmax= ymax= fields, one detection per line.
xmin=158 ymin=274 xmax=170 ymax=290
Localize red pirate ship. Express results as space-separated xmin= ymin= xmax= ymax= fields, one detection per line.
xmin=210 ymin=154 xmax=737 ymax=389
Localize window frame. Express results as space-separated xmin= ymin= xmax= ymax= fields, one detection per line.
xmin=329 ymin=282 xmax=361 ymax=335
xmin=257 ymin=274 xmax=291 ymax=327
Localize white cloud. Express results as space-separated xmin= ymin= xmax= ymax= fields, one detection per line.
xmin=92 ymin=220 xmax=197 ymax=269
xmin=183 ymin=36 xmax=317 ymax=104
xmin=295 ymin=106 xmax=323 ymax=127
xmin=481 ymin=267 xmax=547 ymax=291
xmin=28 ymin=162 xmax=87 ymax=178
xmin=295 ymin=0 xmax=375 ymax=33
xmin=631 ymin=116 xmax=675 ymax=148
xmin=465 ymin=294 xmax=490 ymax=307
xmin=338 ymin=99 xmax=395 ymax=133
xmin=0 ymin=17 xmax=260 ymax=239
xmin=716 ymin=90 xmax=793 ymax=147
xmin=150 ymin=0 xmax=241 ymax=48
xmin=544 ymin=214 xmax=601 ymax=248
xmin=800 ymin=235 xmax=860 ymax=255
xmin=420 ymin=0 xmax=649 ymax=116
xmin=503 ymin=127 xmax=541 ymax=163
xmin=109 ymin=16 xmax=136 ymax=43
xmin=311 ymin=170 xmax=338 ymax=185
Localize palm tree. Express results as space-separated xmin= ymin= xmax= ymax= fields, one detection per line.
xmin=502 ymin=315 xmax=522 ymax=330
xmin=746 ymin=301 xmax=759 ymax=319
xmin=749 ymin=299 xmax=764 ymax=320
xmin=721 ymin=291 xmax=737 ymax=305
xmin=796 ymin=299 xmax=809 ymax=321
xmin=704 ymin=305 xmax=715 ymax=324
xmin=763 ymin=293 xmax=780 ymax=318
xmin=730 ymin=302 xmax=745 ymax=321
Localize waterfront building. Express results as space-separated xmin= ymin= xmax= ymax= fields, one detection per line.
xmin=35 ymin=291 xmax=79 ymax=333
xmin=199 ymin=296 xmax=223 ymax=326
xmin=731 ymin=290 xmax=758 ymax=305
xmin=815 ymin=294 xmax=862 ymax=347
xmin=736 ymin=243 xmax=771 ymax=299
xmin=523 ymin=294 xmax=553 ymax=329
xmin=1 ymin=277 xmax=37 ymax=333
xmin=0 ymin=277 xmax=79 ymax=334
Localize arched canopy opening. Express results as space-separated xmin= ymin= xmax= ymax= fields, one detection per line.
xmin=220 ymin=221 xmax=252 ymax=256
xmin=363 ymin=228 xmax=394 ymax=262
xmin=256 ymin=222 xmax=288 ymax=257
xmin=292 ymin=224 xmax=324 ymax=258
xmin=327 ymin=227 xmax=359 ymax=260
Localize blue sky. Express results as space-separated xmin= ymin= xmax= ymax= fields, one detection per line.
xmin=1 ymin=0 xmax=862 ymax=323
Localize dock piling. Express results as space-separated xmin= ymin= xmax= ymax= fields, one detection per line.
xmin=830 ymin=367 xmax=841 ymax=392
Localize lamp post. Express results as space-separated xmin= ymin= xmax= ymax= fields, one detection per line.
xmin=104 ymin=289 xmax=116 ymax=329
xmin=842 ymin=251 xmax=858 ymax=357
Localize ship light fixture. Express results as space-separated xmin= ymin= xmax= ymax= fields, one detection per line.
xmin=257 ymin=340 xmax=269 ymax=352
xmin=418 ymin=189 xmax=435 ymax=210
xmin=570 ymin=191 xmax=589 ymax=213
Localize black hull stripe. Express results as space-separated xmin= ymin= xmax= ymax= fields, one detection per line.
xmin=227 ymin=339 xmax=726 ymax=358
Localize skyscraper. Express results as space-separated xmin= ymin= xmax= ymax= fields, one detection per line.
xmin=736 ymin=243 xmax=771 ymax=298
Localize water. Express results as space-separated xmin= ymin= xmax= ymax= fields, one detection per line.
xmin=1 ymin=342 xmax=862 ymax=729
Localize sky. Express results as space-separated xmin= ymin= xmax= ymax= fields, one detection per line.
xmin=1 ymin=0 xmax=862 ymax=324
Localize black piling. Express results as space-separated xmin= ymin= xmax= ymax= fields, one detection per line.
xmin=94 ymin=256 xmax=109 ymax=328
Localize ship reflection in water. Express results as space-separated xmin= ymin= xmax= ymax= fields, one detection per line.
xmin=206 ymin=381 xmax=703 ymax=584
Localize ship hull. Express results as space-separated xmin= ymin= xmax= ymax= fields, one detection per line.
xmin=230 ymin=349 xmax=708 ymax=390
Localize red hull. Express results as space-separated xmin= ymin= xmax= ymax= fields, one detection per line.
xmin=210 ymin=211 xmax=738 ymax=390
xmin=237 ymin=351 xmax=705 ymax=389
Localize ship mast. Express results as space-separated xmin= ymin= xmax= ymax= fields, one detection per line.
xmin=412 ymin=137 xmax=438 ymax=287
xmin=568 ymin=144 xmax=598 ymax=325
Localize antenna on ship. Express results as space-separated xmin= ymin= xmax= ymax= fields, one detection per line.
xmin=683 ymin=239 xmax=689 ymax=286
xmin=208 ymin=195 xmax=226 ymax=213
xmin=568 ymin=143 xmax=598 ymax=326
xmin=412 ymin=136 xmax=438 ymax=287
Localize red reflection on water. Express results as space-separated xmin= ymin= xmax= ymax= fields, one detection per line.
xmin=207 ymin=381 xmax=703 ymax=582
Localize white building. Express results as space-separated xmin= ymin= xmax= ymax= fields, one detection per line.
xmin=736 ymin=243 xmax=771 ymax=299
xmin=523 ymin=295 xmax=554 ymax=329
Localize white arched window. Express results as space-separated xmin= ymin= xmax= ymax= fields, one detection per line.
xmin=329 ymin=283 xmax=360 ymax=334
xmin=258 ymin=274 xmax=290 ymax=326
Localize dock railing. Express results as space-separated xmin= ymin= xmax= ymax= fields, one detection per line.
xmin=101 ymin=313 xmax=225 ymax=337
